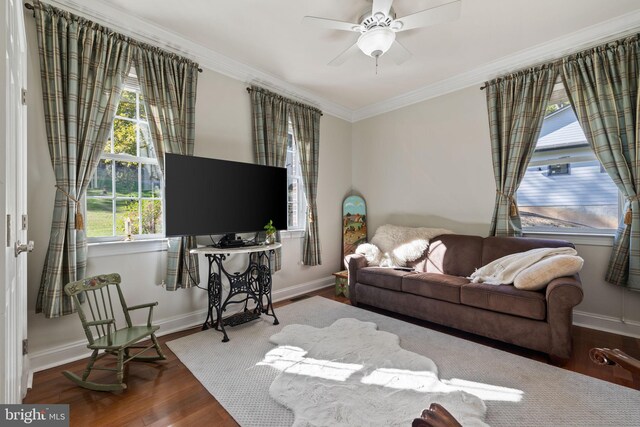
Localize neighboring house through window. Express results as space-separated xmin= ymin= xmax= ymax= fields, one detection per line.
xmin=518 ymin=83 xmax=620 ymax=233
xmin=86 ymin=72 xmax=163 ymax=240
xmin=287 ymin=124 xmax=306 ymax=231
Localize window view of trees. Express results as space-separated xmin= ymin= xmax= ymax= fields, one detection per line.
xmin=286 ymin=130 xmax=306 ymax=230
xmin=86 ymin=88 xmax=163 ymax=239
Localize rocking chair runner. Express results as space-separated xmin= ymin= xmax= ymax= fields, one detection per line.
xmin=63 ymin=273 xmax=166 ymax=391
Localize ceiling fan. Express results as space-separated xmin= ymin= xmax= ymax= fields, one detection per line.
xmin=303 ymin=0 xmax=462 ymax=66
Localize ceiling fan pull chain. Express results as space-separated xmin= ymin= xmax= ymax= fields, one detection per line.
xmin=375 ymin=55 xmax=379 ymax=75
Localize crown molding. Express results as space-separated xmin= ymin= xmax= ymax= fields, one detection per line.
xmin=31 ymin=1 xmax=640 ymax=123
xmin=38 ymin=0 xmax=354 ymax=122
xmin=352 ymin=9 xmax=640 ymax=121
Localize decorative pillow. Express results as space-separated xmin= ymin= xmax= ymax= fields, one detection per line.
xmin=514 ymin=255 xmax=584 ymax=291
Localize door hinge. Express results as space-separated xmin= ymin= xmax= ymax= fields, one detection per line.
xmin=21 ymin=88 xmax=27 ymax=105
xmin=22 ymin=214 xmax=28 ymax=230
xmin=22 ymin=339 xmax=28 ymax=355
xmin=6 ymin=215 xmax=10 ymax=247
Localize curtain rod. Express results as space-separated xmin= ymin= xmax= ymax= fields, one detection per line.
xmin=246 ymin=87 xmax=323 ymax=116
xmin=480 ymin=31 xmax=639 ymax=90
xmin=24 ymin=2 xmax=202 ymax=73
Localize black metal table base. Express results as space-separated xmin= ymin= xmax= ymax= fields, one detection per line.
xmin=201 ymin=248 xmax=279 ymax=342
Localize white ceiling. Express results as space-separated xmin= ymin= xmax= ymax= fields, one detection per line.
xmin=56 ymin=0 xmax=640 ymax=119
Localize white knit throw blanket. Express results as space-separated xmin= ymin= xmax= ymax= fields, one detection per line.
xmin=468 ymin=247 xmax=577 ymax=285
xmin=356 ymin=224 xmax=453 ymax=267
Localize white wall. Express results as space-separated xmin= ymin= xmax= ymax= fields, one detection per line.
xmin=352 ymin=85 xmax=640 ymax=337
xmin=24 ymin=17 xmax=352 ymax=370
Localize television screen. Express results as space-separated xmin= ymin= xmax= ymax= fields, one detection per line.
xmin=164 ymin=153 xmax=288 ymax=237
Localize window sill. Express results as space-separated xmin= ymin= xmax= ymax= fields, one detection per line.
xmin=88 ymin=238 xmax=167 ymax=258
xmin=281 ymin=229 xmax=305 ymax=239
xmin=523 ymin=231 xmax=614 ymax=247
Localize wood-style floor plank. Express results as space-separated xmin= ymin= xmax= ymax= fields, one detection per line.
xmin=24 ymin=287 xmax=640 ymax=426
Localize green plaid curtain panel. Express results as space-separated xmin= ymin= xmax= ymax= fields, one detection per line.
xmin=33 ymin=0 xmax=132 ymax=318
xmin=485 ymin=65 xmax=558 ymax=237
xmin=561 ymin=35 xmax=640 ymax=289
xmin=290 ymin=104 xmax=323 ymax=266
xmin=248 ymin=86 xmax=289 ymax=271
xmin=134 ymin=46 xmax=200 ymax=291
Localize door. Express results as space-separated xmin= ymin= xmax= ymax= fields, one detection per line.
xmin=1 ymin=0 xmax=30 ymax=403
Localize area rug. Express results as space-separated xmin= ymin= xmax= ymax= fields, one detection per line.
xmin=166 ymin=297 xmax=640 ymax=426
xmin=265 ymin=318 xmax=488 ymax=426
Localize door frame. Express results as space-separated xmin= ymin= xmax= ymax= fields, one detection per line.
xmin=1 ymin=0 xmax=29 ymax=404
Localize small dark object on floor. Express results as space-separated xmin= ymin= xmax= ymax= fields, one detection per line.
xmin=412 ymin=403 xmax=462 ymax=427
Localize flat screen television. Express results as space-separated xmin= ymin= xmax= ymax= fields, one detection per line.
xmin=164 ymin=153 xmax=287 ymax=237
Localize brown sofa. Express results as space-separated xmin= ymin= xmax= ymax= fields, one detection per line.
xmin=345 ymin=234 xmax=584 ymax=359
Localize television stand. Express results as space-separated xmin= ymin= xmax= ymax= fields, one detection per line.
xmin=190 ymin=243 xmax=281 ymax=342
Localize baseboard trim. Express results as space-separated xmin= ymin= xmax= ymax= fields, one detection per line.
xmin=272 ymin=276 xmax=334 ymax=302
xmin=28 ymin=276 xmax=333 ymax=374
xmin=573 ymin=310 xmax=640 ymax=339
xmin=28 ymin=309 xmax=208 ymax=374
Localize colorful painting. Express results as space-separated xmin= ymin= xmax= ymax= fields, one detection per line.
xmin=342 ymin=195 xmax=367 ymax=258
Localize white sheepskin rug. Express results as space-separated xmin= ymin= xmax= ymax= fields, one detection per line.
xmin=356 ymin=224 xmax=453 ymax=267
xmin=260 ymin=318 xmax=488 ymax=427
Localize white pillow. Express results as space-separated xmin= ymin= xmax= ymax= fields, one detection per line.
xmin=514 ymin=255 xmax=584 ymax=291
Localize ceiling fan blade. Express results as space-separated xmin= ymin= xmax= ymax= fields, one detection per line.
xmin=303 ymin=16 xmax=361 ymax=32
xmin=328 ymin=43 xmax=361 ymax=66
xmin=386 ymin=40 xmax=412 ymax=65
xmin=372 ymin=0 xmax=394 ymax=17
xmin=393 ymin=0 xmax=461 ymax=32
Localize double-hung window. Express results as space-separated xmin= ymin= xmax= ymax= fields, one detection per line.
xmin=518 ymin=83 xmax=620 ymax=234
xmin=86 ymin=76 xmax=163 ymax=241
xmin=286 ymin=125 xmax=306 ymax=231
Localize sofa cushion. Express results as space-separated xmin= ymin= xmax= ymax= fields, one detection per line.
xmin=482 ymin=236 xmax=574 ymax=266
xmin=357 ymin=267 xmax=416 ymax=292
xmin=460 ymin=283 xmax=546 ymax=320
xmin=425 ymin=234 xmax=484 ymax=277
xmin=402 ymin=273 xmax=467 ymax=304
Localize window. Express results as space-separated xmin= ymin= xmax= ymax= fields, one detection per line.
xmin=86 ymin=79 xmax=163 ymax=241
xmin=548 ymin=163 xmax=570 ymax=175
xmin=518 ymin=84 xmax=619 ymax=234
xmin=286 ymin=126 xmax=306 ymax=231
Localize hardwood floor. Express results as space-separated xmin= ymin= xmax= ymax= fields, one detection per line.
xmin=24 ymin=287 xmax=640 ymax=426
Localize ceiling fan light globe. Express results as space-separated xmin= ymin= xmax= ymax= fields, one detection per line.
xmin=357 ymin=27 xmax=396 ymax=58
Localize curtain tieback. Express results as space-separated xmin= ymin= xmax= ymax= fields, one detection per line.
xmin=496 ymin=190 xmax=518 ymax=217
xmin=55 ymin=185 xmax=84 ymax=230
xmin=623 ymin=194 xmax=640 ymax=225
xmin=307 ymin=209 xmax=314 ymax=224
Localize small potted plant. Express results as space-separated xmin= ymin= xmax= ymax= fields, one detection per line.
xmin=264 ymin=220 xmax=276 ymax=244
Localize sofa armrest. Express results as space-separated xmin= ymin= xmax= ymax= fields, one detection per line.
xmin=345 ymin=254 xmax=367 ymax=305
xmin=546 ymin=274 xmax=584 ymax=359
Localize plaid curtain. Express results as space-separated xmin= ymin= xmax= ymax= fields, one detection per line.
xmin=561 ymin=35 xmax=640 ymax=289
xmin=290 ymin=104 xmax=322 ymax=266
xmin=33 ymin=0 xmax=132 ymax=318
xmin=134 ymin=47 xmax=200 ymax=290
xmin=248 ymin=86 xmax=289 ymax=271
xmin=485 ymin=65 xmax=558 ymax=236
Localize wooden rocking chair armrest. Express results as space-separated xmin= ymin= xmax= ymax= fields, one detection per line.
xmin=127 ymin=302 xmax=158 ymax=327
xmin=127 ymin=302 xmax=158 ymax=311
xmin=590 ymin=347 xmax=640 ymax=379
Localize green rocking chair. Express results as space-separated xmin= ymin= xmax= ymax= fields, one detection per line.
xmin=63 ymin=273 xmax=166 ymax=391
